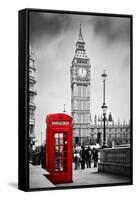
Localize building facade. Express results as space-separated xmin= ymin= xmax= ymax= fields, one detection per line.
xmin=89 ymin=115 xmax=130 ymax=147
xmin=29 ymin=48 xmax=37 ymax=158
xmin=71 ymin=25 xmax=91 ymax=146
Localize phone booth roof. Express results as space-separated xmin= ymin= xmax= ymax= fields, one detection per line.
xmin=46 ymin=113 xmax=72 ymax=124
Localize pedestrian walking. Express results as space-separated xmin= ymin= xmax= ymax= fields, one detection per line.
xmin=74 ymin=150 xmax=80 ymax=170
xmin=80 ymin=146 xmax=86 ymax=169
xmin=41 ymin=145 xmax=46 ymax=169
xmin=86 ymin=146 xmax=92 ymax=168
xmin=92 ymin=147 xmax=98 ymax=168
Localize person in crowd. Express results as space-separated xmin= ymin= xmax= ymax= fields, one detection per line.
xmin=92 ymin=147 xmax=98 ymax=168
xmin=80 ymin=146 xmax=86 ymax=169
xmin=86 ymin=146 xmax=92 ymax=168
xmin=73 ymin=150 xmax=80 ymax=170
xmin=41 ymin=145 xmax=46 ymax=169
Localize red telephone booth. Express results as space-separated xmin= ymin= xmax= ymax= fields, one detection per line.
xmin=46 ymin=113 xmax=73 ymax=184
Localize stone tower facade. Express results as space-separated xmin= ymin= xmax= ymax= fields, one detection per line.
xmin=71 ymin=25 xmax=91 ymax=145
xmin=29 ymin=47 xmax=37 ymax=154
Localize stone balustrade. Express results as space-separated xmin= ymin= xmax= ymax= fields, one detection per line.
xmin=98 ymin=147 xmax=131 ymax=177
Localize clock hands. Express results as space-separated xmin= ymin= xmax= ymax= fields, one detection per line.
xmin=78 ymin=67 xmax=86 ymax=77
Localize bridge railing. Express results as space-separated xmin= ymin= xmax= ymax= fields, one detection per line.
xmin=98 ymin=147 xmax=131 ymax=177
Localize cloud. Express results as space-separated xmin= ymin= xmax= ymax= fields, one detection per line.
xmin=91 ymin=16 xmax=130 ymax=45
xmin=122 ymin=54 xmax=130 ymax=68
xmin=29 ymin=12 xmax=71 ymax=46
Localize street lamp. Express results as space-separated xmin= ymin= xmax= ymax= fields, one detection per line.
xmin=63 ymin=104 xmax=66 ymax=113
xmin=101 ymin=70 xmax=108 ymax=148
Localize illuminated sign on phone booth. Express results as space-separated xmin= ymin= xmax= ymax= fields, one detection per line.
xmin=46 ymin=113 xmax=73 ymax=184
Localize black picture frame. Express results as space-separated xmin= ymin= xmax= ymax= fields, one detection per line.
xmin=19 ymin=8 xmax=133 ymax=191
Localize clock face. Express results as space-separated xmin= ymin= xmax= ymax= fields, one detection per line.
xmin=78 ymin=67 xmax=87 ymax=78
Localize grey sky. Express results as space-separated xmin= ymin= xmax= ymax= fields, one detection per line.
xmin=29 ymin=12 xmax=130 ymax=144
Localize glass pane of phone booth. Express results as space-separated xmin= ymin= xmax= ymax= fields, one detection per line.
xmin=54 ymin=132 xmax=68 ymax=173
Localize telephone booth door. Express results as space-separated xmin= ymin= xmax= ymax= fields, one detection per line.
xmin=46 ymin=113 xmax=73 ymax=184
xmin=54 ymin=132 xmax=68 ymax=174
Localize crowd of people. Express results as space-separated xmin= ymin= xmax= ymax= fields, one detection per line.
xmin=73 ymin=146 xmax=99 ymax=170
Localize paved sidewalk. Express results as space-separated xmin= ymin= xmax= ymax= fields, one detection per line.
xmin=56 ymin=167 xmax=130 ymax=187
xmin=29 ymin=164 xmax=55 ymax=189
xmin=29 ymin=164 xmax=130 ymax=189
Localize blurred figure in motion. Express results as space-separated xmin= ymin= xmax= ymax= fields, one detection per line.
xmin=92 ymin=147 xmax=98 ymax=168
xmin=74 ymin=150 xmax=80 ymax=170
xmin=86 ymin=146 xmax=92 ymax=168
xmin=80 ymin=146 xmax=86 ymax=169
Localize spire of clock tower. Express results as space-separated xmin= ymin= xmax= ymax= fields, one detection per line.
xmin=75 ymin=24 xmax=88 ymax=59
xmin=78 ymin=24 xmax=84 ymax=43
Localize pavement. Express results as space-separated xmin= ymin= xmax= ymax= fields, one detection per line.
xmin=56 ymin=166 xmax=130 ymax=187
xmin=29 ymin=164 xmax=55 ymax=189
xmin=29 ymin=164 xmax=130 ymax=189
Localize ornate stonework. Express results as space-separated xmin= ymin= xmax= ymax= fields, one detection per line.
xmin=29 ymin=47 xmax=37 ymax=143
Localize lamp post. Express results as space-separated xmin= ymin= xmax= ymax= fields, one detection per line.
xmin=101 ymin=70 xmax=108 ymax=148
xmin=41 ymin=131 xmax=43 ymax=166
xmin=63 ymin=104 xmax=66 ymax=113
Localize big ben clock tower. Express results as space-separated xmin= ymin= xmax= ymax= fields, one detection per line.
xmin=71 ymin=25 xmax=91 ymax=146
